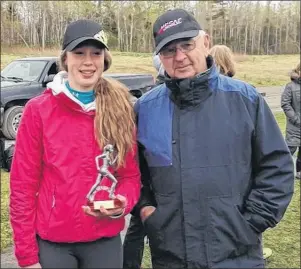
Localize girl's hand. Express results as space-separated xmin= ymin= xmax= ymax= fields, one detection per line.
xmin=82 ymin=194 xmax=127 ymax=218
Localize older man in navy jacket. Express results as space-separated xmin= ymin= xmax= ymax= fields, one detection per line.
xmin=133 ymin=9 xmax=294 ymax=269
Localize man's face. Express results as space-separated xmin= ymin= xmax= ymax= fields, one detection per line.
xmin=159 ymin=33 xmax=210 ymax=79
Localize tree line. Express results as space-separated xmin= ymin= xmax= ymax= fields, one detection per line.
xmin=1 ymin=1 xmax=300 ymax=55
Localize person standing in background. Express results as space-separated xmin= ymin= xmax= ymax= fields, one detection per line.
xmin=281 ymin=63 xmax=301 ymax=179
xmin=209 ymin=44 xmax=236 ymax=77
xmin=152 ymin=52 xmax=165 ymax=84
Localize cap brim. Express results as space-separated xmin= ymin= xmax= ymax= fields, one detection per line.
xmin=65 ymin=37 xmax=109 ymax=51
xmin=155 ymin=30 xmax=199 ymax=54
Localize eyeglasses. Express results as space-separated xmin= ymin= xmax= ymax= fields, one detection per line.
xmin=159 ymin=36 xmax=200 ymax=58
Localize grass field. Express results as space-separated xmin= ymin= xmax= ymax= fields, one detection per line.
xmin=1 ymin=112 xmax=300 ymax=268
xmin=1 ymin=46 xmax=299 ymax=87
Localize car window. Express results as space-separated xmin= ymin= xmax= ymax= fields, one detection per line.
xmin=1 ymin=60 xmax=47 ymax=82
xmin=48 ymin=63 xmax=58 ymax=75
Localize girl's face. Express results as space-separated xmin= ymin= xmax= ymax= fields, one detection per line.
xmin=65 ymin=45 xmax=104 ymax=91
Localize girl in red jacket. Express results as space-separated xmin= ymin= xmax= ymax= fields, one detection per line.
xmin=10 ymin=19 xmax=140 ymax=268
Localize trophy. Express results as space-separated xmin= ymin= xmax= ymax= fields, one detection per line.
xmin=86 ymin=144 xmax=120 ymax=210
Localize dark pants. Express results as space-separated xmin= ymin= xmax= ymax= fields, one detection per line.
xmin=289 ymin=146 xmax=301 ymax=172
xmin=123 ymin=215 xmax=146 ymax=269
xmin=37 ymin=235 xmax=122 ymax=268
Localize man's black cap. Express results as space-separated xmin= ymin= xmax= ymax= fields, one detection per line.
xmin=62 ymin=19 xmax=109 ymax=51
xmin=153 ymin=9 xmax=202 ymax=54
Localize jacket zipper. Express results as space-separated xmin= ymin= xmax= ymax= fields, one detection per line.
xmin=177 ymin=109 xmax=188 ymax=268
xmin=47 ymin=186 xmax=56 ymax=226
xmin=51 ymin=187 xmax=56 ymax=208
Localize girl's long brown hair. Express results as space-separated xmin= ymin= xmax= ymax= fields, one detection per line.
xmin=59 ymin=49 xmax=135 ymax=168
xmin=94 ymin=76 xmax=135 ymax=168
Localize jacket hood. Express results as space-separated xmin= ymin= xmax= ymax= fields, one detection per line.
xmin=47 ymin=71 xmax=96 ymax=112
xmin=290 ymin=71 xmax=301 ymax=84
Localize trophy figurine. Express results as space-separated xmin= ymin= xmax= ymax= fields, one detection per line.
xmin=86 ymin=144 xmax=119 ymax=210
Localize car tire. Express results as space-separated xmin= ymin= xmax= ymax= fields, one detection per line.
xmin=2 ymin=106 xmax=24 ymax=140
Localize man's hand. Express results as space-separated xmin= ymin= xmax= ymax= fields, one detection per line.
xmin=140 ymin=206 xmax=156 ymax=222
xmin=82 ymin=194 xmax=127 ymax=218
xmin=290 ymin=115 xmax=301 ymax=127
xmin=23 ymin=263 xmax=42 ymax=268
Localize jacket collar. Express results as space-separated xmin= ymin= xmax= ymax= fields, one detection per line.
xmin=44 ymin=88 xmax=95 ymax=116
xmin=46 ymin=71 xmax=96 ymax=116
xmin=165 ymin=55 xmax=218 ymax=109
xmin=47 ymin=71 xmax=96 ymax=112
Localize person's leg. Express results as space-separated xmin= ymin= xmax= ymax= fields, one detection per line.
xmin=289 ymin=146 xmax=301 ymax=178
xmin=76 ymin=235 xmax=122 ymax=268
xmin=296 ymin=147 xmax=301 ymax=172
xmin=123 ymin=215 xmax=146 ymax=269
xmin=37 ymin=236 xmax=78 ymax=268
xmin=288 ymin=146 xmax=298 ymax=177
xmin=296 ymin=147 xmax=301 ymax=178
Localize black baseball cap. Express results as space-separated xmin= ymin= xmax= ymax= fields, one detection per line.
xmin=153 ymin=9 xmax=202 ymax=54
xmin=62 ymin=19 xmax=109 ymax=51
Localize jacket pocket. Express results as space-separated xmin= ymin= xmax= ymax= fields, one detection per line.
xmin=36 ymin=184 xmax=57 ymax=238
xmin=46 ymin=186 xmax=56 ymax=231
xmin=207 ymin=197 xmax=260 ymax=264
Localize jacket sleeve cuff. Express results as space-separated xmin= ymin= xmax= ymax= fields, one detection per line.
xmin=18 ymin=255 xmax=39 ymax=268
xmin=243 ymin=211 xmax=269 ymax=233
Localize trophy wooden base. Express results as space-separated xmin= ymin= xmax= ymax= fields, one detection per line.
xmin=88 ymin=200 xmax=116 ymax=210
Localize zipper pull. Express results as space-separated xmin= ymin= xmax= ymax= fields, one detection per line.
xmin=52 ymin=195 xmax=56 ymax=208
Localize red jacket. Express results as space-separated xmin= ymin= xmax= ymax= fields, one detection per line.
xmin=10 ymin=74 xmax=141 ymax=267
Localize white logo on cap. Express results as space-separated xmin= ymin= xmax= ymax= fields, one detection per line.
xmin=159 ymin=18 xmax=182 ymax=34
xmin=94 ymin=30 xmax=108 ymax=47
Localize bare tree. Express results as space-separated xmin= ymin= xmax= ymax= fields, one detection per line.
xmin=1 ymin=0 xmax=299 ymax=54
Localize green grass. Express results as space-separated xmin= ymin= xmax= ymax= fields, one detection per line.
xmin=0 ymin=113 xmax=299 ymax=267
xmin=263 ymin=183 xmax=300 ymax=268
xmin=234 ymin=54 xmax=299 ymax=87
xmin=1 ymin=48 xmax=299 ymax=87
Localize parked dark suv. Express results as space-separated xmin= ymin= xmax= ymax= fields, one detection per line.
xmin=1 ymin=57 xmax=155 ymax=139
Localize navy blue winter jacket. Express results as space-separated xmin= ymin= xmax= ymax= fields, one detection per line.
xmin=134 ymin=57 xmax=294 ymax=268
